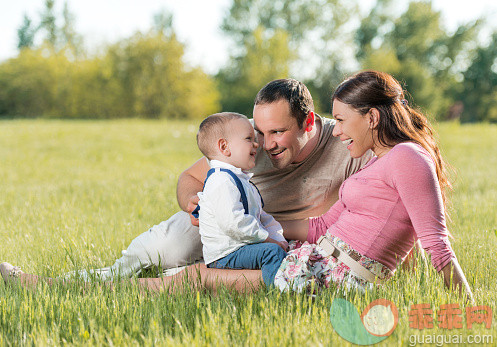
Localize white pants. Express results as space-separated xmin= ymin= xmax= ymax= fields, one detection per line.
xmin=63 ymin=211 xmax=203 ymax=281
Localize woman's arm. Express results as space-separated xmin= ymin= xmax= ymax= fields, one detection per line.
xmin=279 ymin=219 xmax=309 ymax=242
xmin=279 ymin=199 xmax=346 ymax=243
xmin=389 ymin=144 xmax=473 ymax=300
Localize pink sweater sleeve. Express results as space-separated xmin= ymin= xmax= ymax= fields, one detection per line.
xmin=307 ymin=199 xmax=346 ymax=244
xmin=387 ymin=144 xmax=455 ymax=271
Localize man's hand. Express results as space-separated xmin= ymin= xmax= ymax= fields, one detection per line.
xmin=264 ymin=237 xmax=289 ymax=252
xmin=176 ymin=157 xmax=209 ymax=211
xmin=187 ymin=195 xmax=200 ymax=227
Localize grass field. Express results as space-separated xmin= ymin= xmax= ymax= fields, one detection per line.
xmin=0 ymin=119 xmax=496 ymax=345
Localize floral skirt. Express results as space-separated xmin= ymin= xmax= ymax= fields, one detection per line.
xmin=274 ymin=234 xmax=393 ymax=293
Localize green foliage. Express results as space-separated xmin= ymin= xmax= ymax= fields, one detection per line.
xmin=5 ymin=0 xmax=497 ymax=122
xmin=0 ymin=31 xmax=220 ymax=119
xmin=0 ymin=119 xmax=495 ymax=344
xmin=23 ymin=0 xmax=84 ymax=58
xmin=220 ymin=0 xmax=358 ymax=115
xmin=356 ymin=1 xmax=481 ymax=120
xmin=217 ymin=26 xmax=291 ymax=115
xmin=222 ymin=0 xmax=354 ymax=47
xmin=153 ymin=9 xmax=174 ymax=37
xmin=0 ymin=49 xmax=59 ymax=117
xmin=17 ymin=14 xmax=37 ymax=50
xmin=40 ymin=0 xmax=58 ymax=49
xmin=105 ymin=31 xmax=220 ymax=119
xmin=60 ymin=1 xmax=84 ymax=58
xmin=1 ymin=3 xmax=220 ymax=120
xmin=460 ymin=32 xmax=497 ymax=122
xmin=361 ymin=49 xmax=448 ymax=119
xmin=109 ymin=32 xmax=189 ymax=118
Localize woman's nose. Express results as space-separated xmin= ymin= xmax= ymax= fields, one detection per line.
xmin=332 ymin=124 xmax=341 ymax=137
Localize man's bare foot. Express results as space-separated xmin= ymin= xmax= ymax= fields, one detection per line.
xmin=1 ymin=262 xmax=56 ymax=288
xmin=0 ymin=262 xmax=24 ymax=285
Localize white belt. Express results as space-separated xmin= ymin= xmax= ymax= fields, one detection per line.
xmin=317 ymin=235 xmax=378 ymax=283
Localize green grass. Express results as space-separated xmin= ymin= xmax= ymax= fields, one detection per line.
xmin=0 ymin=119 xmax=496 ymax=345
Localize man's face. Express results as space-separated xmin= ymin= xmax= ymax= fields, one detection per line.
xmin=253 ymin=99 xmax=308 ymax=169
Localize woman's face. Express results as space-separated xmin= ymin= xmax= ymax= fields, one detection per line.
xmin=332 ymin=100 xmax=375 ymax=158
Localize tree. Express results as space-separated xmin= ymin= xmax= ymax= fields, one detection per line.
xmin=17 ymin=14 xmax=37 ymax=50
xmin=217 ymin=26 xmax=291 ymax=116
xmin=153 ymin=9 xmax=174 ymax=37
xmin=2 ymin=9 xmax=220 ymax=119
xmin=100 ymin=28 xmax=220 ymax=119
xmin=39 ymin=0 xmax=58 ymax=49
xmin=220 ymin=0 xmax=359 ymax=114
xmin=0 ymin=49 xmax=58 ymax=117
xmin=61 ymin=1 xmax=83 ymax=58
xmin=355 ymin=0 xmax=481 ymax=119
xmin=461 ymin=32 xmax=497 ymax=122
xmin=355 ymin=0 xmax=394 ymax=61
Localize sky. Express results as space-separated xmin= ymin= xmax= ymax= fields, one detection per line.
xmin=1 ymin=0 xmax=497 ymax=74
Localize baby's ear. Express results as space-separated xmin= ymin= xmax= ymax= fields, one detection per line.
xmin=218 ymin=138 xmax=231 ymax=156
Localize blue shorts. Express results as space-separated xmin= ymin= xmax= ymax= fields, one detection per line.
xmin=207 ymin=242 xmax=287 ymax=286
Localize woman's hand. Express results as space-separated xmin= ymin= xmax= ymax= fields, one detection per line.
xmin=265 ymin=237 xmax=289 ymax=252
xmin=440 ymin=258 xmax=475 ymax=304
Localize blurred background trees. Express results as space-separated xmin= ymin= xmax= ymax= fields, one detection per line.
xmin=0 ymin=1 xmax=220 ymax=119
xmin=1 ymin=0 xmax=497 ymax=122
xmin=218 ymin=0 xmax=357 ymax=114
xmin=355 ymin=0 xmax=482 ymax=121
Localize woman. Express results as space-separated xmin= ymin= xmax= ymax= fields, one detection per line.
xmin=274 ymin=70 xmax=472 ymax=299
xmin=0 ymin=71 xmax=473 ymax=300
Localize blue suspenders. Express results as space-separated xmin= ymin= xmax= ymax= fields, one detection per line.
xmin=191 ymin=168 xmax=263 ymax=219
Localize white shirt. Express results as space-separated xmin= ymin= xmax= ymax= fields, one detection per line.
xmin=198 ymin=160 xmax=285 ymax=265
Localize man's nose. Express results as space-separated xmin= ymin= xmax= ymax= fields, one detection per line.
xmin=263 ymin=135 xmax=275 ymax=150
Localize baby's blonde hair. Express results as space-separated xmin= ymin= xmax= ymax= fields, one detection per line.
xmin=196 ymin=112 xmax=249 ymax=159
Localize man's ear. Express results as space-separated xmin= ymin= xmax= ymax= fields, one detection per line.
xmin=305 ymin=111 xmax=315 ymax=132
xmin=218 ymin=138 xmax=230 ymax=156
xmin=369 ymin=108 xmax=380 ymax=129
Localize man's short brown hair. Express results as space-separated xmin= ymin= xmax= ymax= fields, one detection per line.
xmin=254 ymin=79 xmax=314 ymax=128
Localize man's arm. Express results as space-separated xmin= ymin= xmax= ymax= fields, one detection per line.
xmin=176 ymin=157 xmax=210 ymax=224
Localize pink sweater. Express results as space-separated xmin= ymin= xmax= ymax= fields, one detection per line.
xmin=308 ymin=142 xmax=455 ymax=272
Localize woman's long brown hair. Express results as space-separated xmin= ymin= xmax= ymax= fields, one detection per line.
xmin=332 ymin=70 xmax=452 ymax=211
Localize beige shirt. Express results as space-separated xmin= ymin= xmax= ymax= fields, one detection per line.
xmin=250 ymin=115 xmax=372 ymax=221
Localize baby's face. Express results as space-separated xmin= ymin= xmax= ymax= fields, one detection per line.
xmin=225 ymin=118 xmax=259 ymax=171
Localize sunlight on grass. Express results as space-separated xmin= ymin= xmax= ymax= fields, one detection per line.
xmin=0 ymin=119 xmax=495 ymax=345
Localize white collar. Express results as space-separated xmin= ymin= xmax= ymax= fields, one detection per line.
xmin=209 ymin=159 xmax=254 ymax=180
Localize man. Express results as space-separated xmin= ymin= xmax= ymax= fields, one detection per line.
xmin=74 ymin=78 xmax=371 ymax=281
